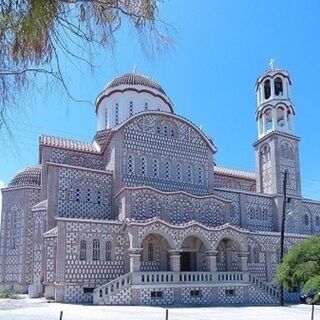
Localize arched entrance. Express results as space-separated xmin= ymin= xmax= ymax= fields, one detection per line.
xmin=180 ymin=236 xmax=207 ymax=271
xmin=141 ymin=234 xmax=170 ymax=271
xmin=216 ymin=238 xmax=241 ymax=271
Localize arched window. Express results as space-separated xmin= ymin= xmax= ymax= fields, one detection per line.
xmin=147 ymin=242 xmax=154 ymax=261
xmin=80 ymin=240 xmax=87 ymax=260
xmin=315 ymin=215 xmax=320 ymax=226
xmin=176 ymin=163 xmax=182 ymax=182
xmin=93 ymin=239 xmax=100 ymax=260
xmin=303 ymin=214 xmax=309 ymax=225
xmin=165 ymin=161 xmax=171 ymax=180
xmin=253 ymin=247 xmax=259 ymax=263
xmin=127 ymin=155 xmax=135 ymax=175
xmin=274 ymin=77 xmax=283 ymax=96
xmin=115 ymin=103 xmax=119 ymax=125
xmin=187 ymin=164 xmax=193 ymax=183
xmin=264 ymin=80 xmax=271 ymax=99
xmin=105 ymin=241 xmax=112 ymax=261
xmin=144 ymin=102 xmax=148 ymax=110
xmin=153 ymin=159 xmax=159 ymax=178
xmin=277 ymin=107 xmax=285 ymax=128
xmin=86 ymin=188 xmax=92 ymax=203
xmin=265 ymin=109 xmax=272 ymax=131
xmin=129 ymin=101 xmax=133 ymax=116
xmin=141 ymin=157 xmax=147 ymax=177
xmin=156 ymin=126 xmax=161 ymax=134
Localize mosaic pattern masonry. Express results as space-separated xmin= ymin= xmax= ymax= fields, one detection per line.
xmin=1 ymin=69 xmax=320 ymax=306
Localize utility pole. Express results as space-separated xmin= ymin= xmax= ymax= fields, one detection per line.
xmin=279 ymin=169 xmax=288 ymax=306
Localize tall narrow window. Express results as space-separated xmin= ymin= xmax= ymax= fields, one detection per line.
xmin=264 ymin=80 xmax=271 ymax=99
xmin=129 ymin=101 xmax=133 ymax=116
xmin=80 ymin=240 xmax=87 ymax=260
xmin=157 ymin=126 xmax=161 ymax=134
xmin=115 ymin=103 xmax=119 ymax=125
xmin=165 ymin=161 xmax=171 ymax=180
xmin=303 ymin=214 xmax=309 ymax=225
xmin=105 ymin=241 xmax=112 ymax=261
xmin=247 ymin=246 xmax=252 ymax=263
xmin=127 ymin=155 xmax=135 ymax=175
xmin=274 ymin=77 xmax=283 ymax=96
xmin=105 ymin=109 xmax=108 ymax=127
xmin=86 ymin=188 xmax=92 ymax=203
xmin=97 ymin=190 xmax=102 ymax=205
xmin=144 ymin=102 xmax=148 ymax=110
xmin=187 ymin=164 xmax=193 ymax=183
xmin=147 ymin=242 xmax=154 ymax=261
xmin=198 ymin=167 xmax=203 ymax=184
xmin=164 ymin=126 xmax=168 ymax=137
xmin=153 ymin=159 xmax=159 ymax=178
xmin=93 ymin=239 xmax=100 ymax=261
xmin=316 ymin=216 xmax=320 ymax=227
xmin=176 ymin=163 xmax=182 ymax=182
xmin=253 ymin=247 xmax=259 ymax=263
xmin=75 ymin=188 xmax=81 ymax=202
xmin=11 ymin=212 xmax=17 ymax=249
xmin=141 ymin=157 xmax=147 ymax=177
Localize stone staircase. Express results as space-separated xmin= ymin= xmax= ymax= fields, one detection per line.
xmin=248 ymin=274 xmax=280 ymax=304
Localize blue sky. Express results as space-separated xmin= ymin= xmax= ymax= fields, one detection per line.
xmin=1 ymin=0 xmax=320 ymax=200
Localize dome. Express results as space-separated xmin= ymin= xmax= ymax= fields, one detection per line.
xmin=105 ymin=73 xmax=167 ymax=96
xmin=8 ymin=165 xmax=41 ymax=188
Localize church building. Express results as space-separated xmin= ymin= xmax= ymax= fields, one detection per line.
xmin=0 ymin=63 xmax=319 ymax=305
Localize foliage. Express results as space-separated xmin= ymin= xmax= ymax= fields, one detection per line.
xmin=0 ymin=0 xmax=171 ymax=135
xmin=276 ymin=236 xmax=320 ymax=302
xmin=0 ymin=288 xmax=19 ymax=299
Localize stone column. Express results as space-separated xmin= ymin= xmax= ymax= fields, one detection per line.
xmin=206 ymin=251 xmax=218 ymax=272
xmin=128 ymin=248 xmax=143 ymax=272
xmin=168 ymin=250 xmax=180 ymax=272
xmin=238 ymin=251 xmax=249 ymax=272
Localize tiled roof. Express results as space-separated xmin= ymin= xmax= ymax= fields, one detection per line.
xmin=93 ymin=129 xmax=111 ymax=148
xmin=43 ymin=227 xmax=57 ymax=237
xmin=214 ymin=166 xmax=256 ymax=180
xmin=32 ymin=199 xmax=48 ymax=210
xmin=8 ymin=165 xmax=41 ymax=188
xmin=40 ymin=135 xmax=99 ymax=153
xmin=105 ymin=73 xmax=166 ymax=96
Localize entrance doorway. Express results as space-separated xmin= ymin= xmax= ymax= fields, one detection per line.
xmin=180 ymin=252 xmax=191 ymax=271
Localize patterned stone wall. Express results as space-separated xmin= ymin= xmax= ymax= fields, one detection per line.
xmin=56 ymin=220 xmax=130 ymax=302
xmin=214 ymin=175 xmax=256 ymax=193
xmin=246 ymin=195 xmax=273 ymax=231
xmin=117 ymin=113 xmax=213 ymax=195
xmin=126 ymin=188 xmax=227 ymax=228
xmin=49 ymin=148 xmax=104 ymax=170
xmin=57 ymin=167 xmax=112 ymax=220
xmin=44 ymin=235 xmax=57 ymax=286
xmin=214 ymin=190 xmax=241 ymax=226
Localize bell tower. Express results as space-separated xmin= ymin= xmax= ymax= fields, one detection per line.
xmin=253 ymin=60 xmax=301 ymax=196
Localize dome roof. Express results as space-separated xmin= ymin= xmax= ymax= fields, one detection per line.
xmin=8 ymin=165 xmax=41 ymax=188
xmin=105 ymin=73 xmax=166 ymax=96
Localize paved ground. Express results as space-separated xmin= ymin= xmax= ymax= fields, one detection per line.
xmin=0 ymin=296 xmax=317 ymax=320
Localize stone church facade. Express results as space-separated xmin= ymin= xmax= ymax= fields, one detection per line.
xmin=1 ymin=65 xmax=319 ymax=305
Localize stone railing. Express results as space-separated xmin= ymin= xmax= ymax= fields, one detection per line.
xmin=94 ymin=271 xmax=250 ymax=304
xmin=249 ymin=274 xmax=279 ymax=299
xmin=93 ymin=273 xmax=132 ymax=304
xmin=216 ymin=271 xmax=249 ymax=282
